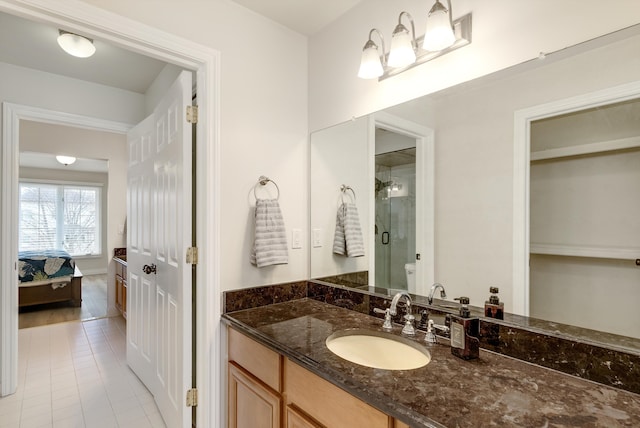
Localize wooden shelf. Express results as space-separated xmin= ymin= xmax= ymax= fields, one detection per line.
xmin=531 ymin=135 xmax=640 ymax=161
xmin=530 ymin=243 xmax=640 ymax=261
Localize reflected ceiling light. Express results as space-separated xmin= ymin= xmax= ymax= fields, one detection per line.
xmin=57 ymin=30 xmax=96 ymax=58
xmin=357 ymin=29 xmax=386 ymax=79
xmin=388 ymin=12 xmax=417 ymax=68
xmin=423 ymin=0 xmax=455 ymax=52
xmin=56 ymin=155 xmax=77 ymax=166
xmin=357 ymin=0 xmax=471 ymax=81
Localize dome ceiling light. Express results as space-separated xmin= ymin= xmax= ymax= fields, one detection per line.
xmin=57 ymin=30 xmax=96 ymax=58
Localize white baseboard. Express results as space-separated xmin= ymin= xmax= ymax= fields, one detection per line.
xmin=79 ymin=268 xmax=108 ymax=276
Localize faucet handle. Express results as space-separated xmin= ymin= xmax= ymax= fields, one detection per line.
xmin=402 ymin=313 xmax=416 ymax=336
xmin=418 ymin=309 xmax=429 ymax=328
xmin=373 ymin=308 xmax=393 ymax=330
xmin=425 ymin=320 xmax=437 ymax=344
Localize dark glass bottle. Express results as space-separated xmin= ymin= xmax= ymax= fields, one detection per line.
xmin=484 ymin=286 xmax=504 ymax=320
xmin=450 ymin=297 xmax=480 ymax=360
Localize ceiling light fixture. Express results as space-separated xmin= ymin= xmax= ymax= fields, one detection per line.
xmin=56 ymin=155 xmax=77 ymax=166
xmin=358 ymin=0 xmax=471 ymax=81
xmin=57 ymin=30 xmax=96 ymax=58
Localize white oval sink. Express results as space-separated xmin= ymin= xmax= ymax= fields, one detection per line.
xmin=326 ymin=329 xmax=431 ymax=370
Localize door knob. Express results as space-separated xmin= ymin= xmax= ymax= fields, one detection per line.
xmin=143 ymin=263 xmax=157 ymax=275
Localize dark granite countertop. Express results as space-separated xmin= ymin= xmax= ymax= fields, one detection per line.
xmin=222 ymin=298 xmax=640 ymax=428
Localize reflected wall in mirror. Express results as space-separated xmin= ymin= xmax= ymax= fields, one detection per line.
xmin=310 ymin=24 xmax=640 ymax=349
xmin=529 ymin=97 xmax=640 ymax=339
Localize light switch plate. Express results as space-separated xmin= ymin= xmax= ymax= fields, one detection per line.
xmin=292 ymin=229 xmax=302 ymax=249
xmin=312 ymin=228 xmax=322 ymax=248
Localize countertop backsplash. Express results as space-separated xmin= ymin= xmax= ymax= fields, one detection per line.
xmin=223 ymin=279 xmax=640 ymax=395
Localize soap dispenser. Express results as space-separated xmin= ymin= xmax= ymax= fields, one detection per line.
xmin=484 ymin=286 xmax=504 ymax=320
xmin=450 ymin=297 xmax=480 ymax=360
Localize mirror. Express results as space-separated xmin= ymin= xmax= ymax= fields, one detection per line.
xmin=310 ymin=24 xmax=640 ymax=351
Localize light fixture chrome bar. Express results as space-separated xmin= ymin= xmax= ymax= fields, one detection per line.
xmin=379 ymin=13 xmax=472 ymax=81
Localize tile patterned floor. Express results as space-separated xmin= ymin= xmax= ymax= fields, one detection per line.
xmin=0 ymin=317 xmax=166 ymax=428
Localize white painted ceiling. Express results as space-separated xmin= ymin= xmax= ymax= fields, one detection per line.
xmin=0 ymin=11 xmax=167 ymax=94
xmin=231 ymin=0 xmax=363 ymax=35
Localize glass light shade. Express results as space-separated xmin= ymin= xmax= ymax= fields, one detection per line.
xmin=57 ymin=32 xmax=96 ymax=58
xmin=388 ymin=28 xmax=416 ymax=68
xmin=423 ymin=8 xmax=455 ymax=51
xmin=358 ymin=45 xmax=384 ymax=79
xmin=56 ymin=155 xmax=77 ymax=165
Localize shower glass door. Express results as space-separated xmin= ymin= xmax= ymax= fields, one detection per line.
xmin=374 ymin=130 xmax=417 ymax=290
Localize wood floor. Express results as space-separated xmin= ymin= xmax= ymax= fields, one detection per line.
xmin=19 ymin=274 xmax=110 ymax=329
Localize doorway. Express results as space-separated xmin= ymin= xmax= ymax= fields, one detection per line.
xmin=18 ymin=149 xmax=112 ymax=329
xmin=374 ymin=130 xmax=417 ymax=291
xmin=0 ymin=3 xmax=219 ymax=427
xmin=371 ymin=112 xmax=435 ymax=296
xmin=512 ymin=80 xmax=640 ymax=319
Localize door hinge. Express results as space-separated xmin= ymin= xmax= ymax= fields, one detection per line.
xmin=186 ymin=105 xmax=198 ymax=124
xmin=186 ymin=247 xmax=198 ymax=265
xmin=186 ymin=388 xmax=198 ymax=407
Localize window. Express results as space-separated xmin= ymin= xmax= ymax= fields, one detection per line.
xmin=19 ymin=182 xmax=102 ymax=256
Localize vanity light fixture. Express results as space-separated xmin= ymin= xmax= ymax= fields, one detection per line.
xmin=358 ymin=0 xmax=471 ymax=81
xmin=57 ymin=30 xmax=96 ymax=58
xmin=388 ymin=12 xmax=417 ymax=68
xmin=56 ymin=155 xmax=77 ymax=166
xmin=423 ymin=0 xmax=455 ymax=52
xmin=357 ymin=29 xmax=386 ymax=79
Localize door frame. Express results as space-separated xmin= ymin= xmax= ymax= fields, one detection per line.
xmin=512 ymin=80 xmax=640 ymax=317
xmin=0 ymin=2 xmax=221 ymax=427
xmin=371 ymin=112 xmax=435 ymax=296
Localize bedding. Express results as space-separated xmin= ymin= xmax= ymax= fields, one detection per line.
xmin=18 ymin=250 xmax=76 ymax=284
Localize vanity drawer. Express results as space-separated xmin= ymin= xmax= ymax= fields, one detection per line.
xmin=284 ymin=358 xmax=390 ymax=428
xmin=228 ymin=327 xmax=282 ymax=392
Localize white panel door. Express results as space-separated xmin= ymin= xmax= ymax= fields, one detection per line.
xmin=127 ymin=70 xmax=193 ymax=428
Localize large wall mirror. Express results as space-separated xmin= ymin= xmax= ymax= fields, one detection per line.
xmin=310 ymin=24 xmax=640 ymax=352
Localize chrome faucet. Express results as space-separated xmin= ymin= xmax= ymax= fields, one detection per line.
xmin=389 ymin=292 xmax=415 ymax=336
xmin=389 ymin=291 xmax=411 ymax=316
xmin=427 ymin=283 xmax=447 ymax=305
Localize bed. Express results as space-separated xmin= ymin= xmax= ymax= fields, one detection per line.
xmin=18 ymin=250 xmax=82 ymax=307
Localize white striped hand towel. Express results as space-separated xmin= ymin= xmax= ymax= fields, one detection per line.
xmin=333 ymin=202 xmax=365 ymax=257
xmin=250 ymin=199 xmax=289 ymax=267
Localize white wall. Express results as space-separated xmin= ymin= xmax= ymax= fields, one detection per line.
xmin=80 ymin=0 xmax=310 ymax=290
xmin=18 ymin=166 xmax=110 ymax=275
xmin=18 ymin=121 xmax=128 ymax=317
xmin=429 ymin=33 xmax=640 ymax=310
xmin=0 ymin=62 xmax=145 ymax=124
xmin=145 ymin=64 xmax=185 ymax=116
xmin=310 ymin=117 xmax=370 ymax=278
xmin=308 ymin=0 xmax=640 ymax=131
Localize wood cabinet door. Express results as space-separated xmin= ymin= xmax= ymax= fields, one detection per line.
xmin=115 ymin=275 xmax=123 ymax=311
xmin=228 ymin=362 xmax=281 ymax=428
xmin=286 ymin=405 xmax=324 ymax=428
xmin=122 ymin=279 xmax=127 ymax=319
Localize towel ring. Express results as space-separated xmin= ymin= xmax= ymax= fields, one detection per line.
xmin=254 ymin=175 xmax=280 ymax=200
xmin=340 ymin=184 xmax=356 ymax=203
